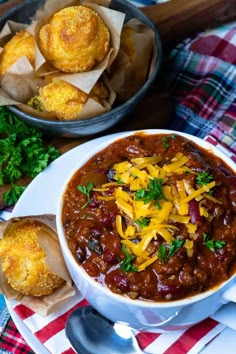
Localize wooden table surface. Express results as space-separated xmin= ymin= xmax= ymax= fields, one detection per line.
xmin=0 ymin=0 xmax=236 ymax=208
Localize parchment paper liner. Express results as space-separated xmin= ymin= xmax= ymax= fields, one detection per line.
xmin=0 ymin=0 xmax=124 ymax=120
xmin=109 ymin=18 xmax=156 ymax=101
xmin=0 ymin=0 xmax=157 ymax=120
xmin=29 ymin=0 xmax=126 ymax=90
xmin=0 ymin=214 xmax=76 ymax=316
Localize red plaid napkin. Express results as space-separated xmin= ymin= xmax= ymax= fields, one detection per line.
xmin=0 ymin=317 xmax=34 ymax=354
xmin=190 ymin=23 xmax=236 ymax=65
xmin=166 ymin=21 xmax=236 ymax=158
xmin=191 ymin=23 xmax=236 ymax=161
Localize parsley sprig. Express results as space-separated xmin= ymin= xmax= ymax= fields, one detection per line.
xmin=77 ymin=181 xmax=94 ymax=208
xmin=3 ymin=184 xmax=26 ymax=206
xmin=162 ymin=135 xmax=176 ymax=149
xmin=162 ymin=137 xmax=170 ymax=149
xmin=0 ymin=107 xmax=60 ymax=205
xmin=203 ymin=233 xmax=226 ymax=252
xmin=135 ymin=218 xmax=149 ymax=229
xmin=117 ymin=176 xmax=124 ymax=184
xmin=135 ymin=178 xmax=166 ymax=209
xmin=120 ymin=244 xmax=137 ymax=272
xmin=158 ymin=239 xmax=185 ymax=264
xmin=196 ymin=172 xmax=213 ymax=185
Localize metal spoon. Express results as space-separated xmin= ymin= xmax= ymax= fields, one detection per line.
xmin=65 ymin=305 xmax=144 ymax=354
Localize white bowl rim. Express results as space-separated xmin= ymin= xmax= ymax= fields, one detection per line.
xmin=56 ymin=129 xmax=236 ymax=309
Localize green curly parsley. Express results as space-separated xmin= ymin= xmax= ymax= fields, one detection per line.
xmin=0 ymin=107 xmax=60 ymax=205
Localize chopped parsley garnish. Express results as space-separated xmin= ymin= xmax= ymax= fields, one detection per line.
xmin=135 ymin=178 xmax=166 ymax=209
xmin=196 ymin=172 xmax=213 ymax=185
xmin=3 ymin=183 xmax=26 ymax=206
xmin=117 ymin=176 xmax=124 ymax=184
xmin=162 ymin=135 xmax=175 ymax=149
xmin=120 ymin=244 xmax=137 ymax=272
xmin=162 ymin=137 xmax=170 ymax=149
xmin=158 ymin=239 xmax=185 ymax=264
xmin=158 ymin=244 xmax=168 ymax=264
xmin=168 ymin=239 xmax=185 ymax=257
xmin=0 ymin=107 xmax=60 ymax=205
xmin=135 ymin=218 xmax=149 ymax=228
xmin=77 ymin=181 xmax=94 ymax=208
xmin=203 ymin=233 xmax=226 ymax=252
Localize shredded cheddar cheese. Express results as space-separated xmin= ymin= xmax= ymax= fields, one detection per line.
xmin=157 ymin=227 xmax=174 ymax=243
xmin=176 ymin=180 xmax=189 ymax=215
xmin=97 ymin=195 xmax=114 ymax=201
xmin=163 ymin=155 xmax=189 ymax=172
xmin=186 ymin=223 xmax=197 ymax=234
xmin=184 ymin=239 xmax=194 ymax=257
xmin=203 ymin=193 xmax=222 ymax=204
xmin=93 ymin=149 xmax=218 ymax=272
xmin=137 ymin=255 xmax=158 ymax=272
xmin=180 ymin=181 xmax=215 ymax=204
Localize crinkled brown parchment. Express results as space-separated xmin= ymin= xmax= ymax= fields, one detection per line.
xmin=0 ymin=214 xmax=76 ymax=316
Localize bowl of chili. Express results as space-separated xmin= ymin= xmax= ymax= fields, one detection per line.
xmin=57 ymin=129 xmax=236 ymax=331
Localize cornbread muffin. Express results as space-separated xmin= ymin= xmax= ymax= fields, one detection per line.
xmin=0 ymin=220 xmax=65 ymax=296
xmin=120 ymin=26 xmax=137 ymax=62
xmin=0 ymin=30 xmax=35 ymax=76
xmin=39 ymin=5 xmax=110 ymax=73
xmin=28 ymin=79 xmax=109 ymax=120
xmin=90 ymin=80 xmax=109 ymax=104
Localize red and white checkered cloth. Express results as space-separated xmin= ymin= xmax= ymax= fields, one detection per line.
xmin=10 ymin=295 xmax=225 ymax=354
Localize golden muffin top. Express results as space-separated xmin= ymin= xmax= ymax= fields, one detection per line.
xmin=28 ymin=79 xmax=109 ymax=120
xmin=0 ymin=220 xmax=65 ymax=296
xmin=0 ymin=30 xmax=35 ymax=76
xmin=39 ymin=5 xmax=111 ymax=73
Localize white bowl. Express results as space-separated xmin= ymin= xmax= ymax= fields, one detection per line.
xmin=56 ymin=129 xmax=236 ymax=331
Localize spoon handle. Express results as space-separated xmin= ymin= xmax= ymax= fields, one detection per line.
xmin=66 ymin=306 xmax=144 ymax=354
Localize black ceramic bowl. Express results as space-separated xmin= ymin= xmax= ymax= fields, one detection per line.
xmin=0 ymin=0 xmax=162 ymax=137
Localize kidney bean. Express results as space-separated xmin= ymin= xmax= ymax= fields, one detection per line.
xmin=100 ymin=207 xmax=118 ymax=228
xmin=103 ymin=249 xmax=119 ymax=264
xmin=126 ymin=144 xmax=145 ymax=156
xmin=157 ymin=282 xmax=186 ymax=300
xmin=189 ymin=199 xmax=202 ymax=223
xmin=88 ymin=192 xmax=99 ymax=209
xmin=90 ymin=226 xmax=102 ymax=238
xmin=76 ymin=246 xmax=87 ymax=263
xmin=106 ymin=270 xmax=129 ymax=292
